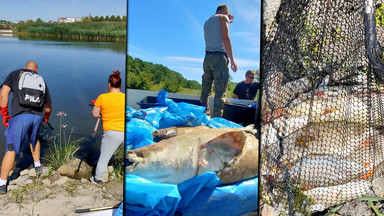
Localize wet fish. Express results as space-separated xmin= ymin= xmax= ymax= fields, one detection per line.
xmin=126 ymin=128 xmax=259 ymax=185
xmin=152 ymin=126 xmax=210 ymax=142
xmin=303 ymin=180 xmax=371 ymax=212
xmin=152 ymin=125 xmax=256 ymax=142
xmin=286 ymin=94 xmax=370 ymax=124
xmin=261 ymin=120 xmax=371 ymax=164
xmin=289 ymin=155 xmax=369 ymax=188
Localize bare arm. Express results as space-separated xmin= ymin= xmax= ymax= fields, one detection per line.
xmin=0 ymin=85 xmax=11 ymax=107
xmin=219 ymin=15 xmax=237 ymax=72
xmin=92 ymin=106 xmax=101 ymax=118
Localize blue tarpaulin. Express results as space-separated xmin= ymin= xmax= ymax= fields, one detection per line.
xmin=123 ymin=90 xmax=258 ymax=215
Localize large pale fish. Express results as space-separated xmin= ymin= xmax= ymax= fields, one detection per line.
xmin=152 ymin=126 xmax=210 ymax=142
xmin=303 ymin=180 xmax=371 ymax=212
xmin=261 ymin=120 xmax=373 ymax=164
xmin=126 ymin=128 xmax=259 ymax=185
xmin=288 ymin=155 xmax=369 ymax=188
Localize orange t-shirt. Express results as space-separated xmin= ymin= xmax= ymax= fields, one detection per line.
xmin=94 ymin=92 xmax=125 ymax=132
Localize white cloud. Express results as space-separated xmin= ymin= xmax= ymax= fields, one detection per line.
xmin=166 ymin=56 xmax=203 ymax=63
xmin=236 ymin=57 xmax=259 ymax=68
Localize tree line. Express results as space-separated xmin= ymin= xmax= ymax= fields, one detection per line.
xmin=126 ymin=55 xmax=202 ymax=94
xmin=14 ymin=16 xmax=126 ymax=41
xmin=126 ymin=55 xmax=239 ymax=97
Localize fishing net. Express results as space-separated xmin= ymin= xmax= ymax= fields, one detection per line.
xmin=260 ymin=0 xmax=384 ymax=214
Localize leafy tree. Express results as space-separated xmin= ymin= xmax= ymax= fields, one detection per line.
xmin=122 ymin=16 xmax=127 ymax=21
xmin=93 ymin=16 xmax=99 ymax=22
xmin=105 ymin=15 xmax=110 ymax=21
xmin=35 ymin=18 xmax=44 ymax=24
xmin=17 ymin=21 xmax=25 ymax=25
xmin=26 ymin=19 xmax=34 ymax=25
xmin=185 ymin=80 xmax=202 ymax=90
xmin=82 ymin=17 xmax=92 ymax=23
xmin=99 ymin=16 xmax=105 ymax=21
xmin=110 ymin=15 xmax=116 ymax=21
xmin=116 ymin=15 xmax=122 ymax=20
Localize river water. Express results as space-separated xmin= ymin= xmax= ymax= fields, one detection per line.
xmin=0 ymin=34 xmax=125 ymax=167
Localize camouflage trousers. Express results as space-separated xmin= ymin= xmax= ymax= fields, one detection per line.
xmin=200 ymin=52 xmax=229 ymax=117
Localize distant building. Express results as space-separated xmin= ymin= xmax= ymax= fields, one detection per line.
xmin=57 ymin=17 xmax=82 ymax=23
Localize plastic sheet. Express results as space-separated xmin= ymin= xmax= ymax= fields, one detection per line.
xmin=208 ymin=117 xmax=244 ymax=129
xmin=124 ymin=174 xmax=181 ymax=216
xmin=125 ymin=118 xmax=156 ymax=150
xmin=177 ymin=174 xmax=258 ymax=216
xmin=123 ymin=172 xmax=258 ymax=216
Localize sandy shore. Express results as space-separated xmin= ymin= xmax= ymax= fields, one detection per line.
xmin=0 ymin=170 xmax=123 ymax=216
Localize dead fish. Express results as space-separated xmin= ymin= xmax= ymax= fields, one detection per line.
xmin=262 ymin=120 xmax=371 ymax=164
xmin=303 ymin=180 xmax=371 ymax=212
xmin=152 ymin=125 xmax=256 ymax=142
xmin=126 ymin=129 xmax=258 ymax=185
xmin=289 ymin=155 xmax=369 ymax=188
xmin=286 ymin=94 xmax=374 ymax=125
xmin=152 ymin=126 xmax=210 ymax=142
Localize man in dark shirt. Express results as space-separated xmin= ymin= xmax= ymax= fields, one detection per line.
xmin=232 ymin=69 xmax=260 ymax=100
xmin=0 ymin=61 xmax=52 ymax=194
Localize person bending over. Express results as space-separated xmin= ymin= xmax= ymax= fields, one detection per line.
xmin=89 ymin=71 xmax=124 ymax=183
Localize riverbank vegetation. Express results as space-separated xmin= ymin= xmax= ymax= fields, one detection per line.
xmin=126 ymin=55 xmax=238 ymax=96
xmin=14 ymin=15 xmax=126 ymax=41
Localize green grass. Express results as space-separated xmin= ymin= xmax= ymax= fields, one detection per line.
xmin=45 ymin=112 xmax=85 ymax=170
xmin=110 ymin=145 xmax=124 ymax=178
xmin=17 ymin=21 xmax=126 ymax=41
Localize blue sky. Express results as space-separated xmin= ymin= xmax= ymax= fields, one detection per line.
xmin=0 ymin=0 xmax=126 ymax=23
xmin=0 ymin=0 xmax=260 ymax=83
xmin=128 ymin=0 xmax=260 ymax=83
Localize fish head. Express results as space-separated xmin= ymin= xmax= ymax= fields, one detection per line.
xmin=198 ymin=131 xmax=247 ymax=174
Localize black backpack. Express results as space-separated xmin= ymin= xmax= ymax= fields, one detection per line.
xmin=17 ymin=70 xmax=46 ymax=108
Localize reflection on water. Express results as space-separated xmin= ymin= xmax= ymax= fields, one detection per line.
xmin=2 ymin=34 xmax=126 ymax=54
xmin=0 ymin=35 xmax=125 ymax=166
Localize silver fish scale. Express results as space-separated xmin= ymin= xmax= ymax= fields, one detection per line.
xmin=261 ymin=0 xmax=384 ymax=214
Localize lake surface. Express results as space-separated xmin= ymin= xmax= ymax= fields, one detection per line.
xmin=0 ymin=34 xmax=126 ymax=166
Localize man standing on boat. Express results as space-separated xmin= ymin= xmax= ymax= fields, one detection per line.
xmin=0 ymin=61 xmax=52 ymax=194
xmin=201 ymin=3 xmax=237 ymax=117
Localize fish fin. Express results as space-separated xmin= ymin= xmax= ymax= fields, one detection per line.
xmin=125 ymin=150 xmax=143 ymax=173
xmin=242 ymin=124 xmax=257 ymax=135
xmin=197 ymin=131 xmax=247 ymax=174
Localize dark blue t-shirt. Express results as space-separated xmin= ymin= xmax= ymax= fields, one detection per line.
xmin=233 ymin=81 xmax=260 ymax=100
xmin=2 ymin=69 xmax=51 ymax=117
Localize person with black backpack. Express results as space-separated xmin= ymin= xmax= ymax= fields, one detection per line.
xmin=0 ymin=61 xmax=52 ymax=194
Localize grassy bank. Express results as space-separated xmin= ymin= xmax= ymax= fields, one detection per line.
xmin=17 ymin=21 xmax=126 ymax=41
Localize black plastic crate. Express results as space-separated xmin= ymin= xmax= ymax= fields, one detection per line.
xmin=137 ymin=96 xmax=205 ymax=109
xmin=223 ymin=103 xmax=256 ymax=126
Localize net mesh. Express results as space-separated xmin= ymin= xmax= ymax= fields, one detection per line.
xmin=260 ymin=0 xmax=384 ymax=214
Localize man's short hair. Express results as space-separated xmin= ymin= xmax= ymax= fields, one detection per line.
xmin=216 ymin=3 xmax=229 ymax=13
xmin=245 ymin=69 xmax=256 ymax=77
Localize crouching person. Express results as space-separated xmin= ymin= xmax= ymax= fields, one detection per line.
xmin=0 ymin=61 xmax=52 ymax=194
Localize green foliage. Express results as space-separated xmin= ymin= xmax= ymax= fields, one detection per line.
xmin=45 ymin=112 xmax=85 ymax=170
xmin=126 ymin=55 xmax=202 ymax=94
xmin=226 ymin=81 xmax=237 ymax=98
xmin=35 ymin=18 xmax=43 ymax=24
xmin=16 ymin=19 xmax=126 ymax=40
xmin=111 ymin=145 xmax=124 ymax=178
xmin=377 ymin=4 xmax=384 ymax=27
